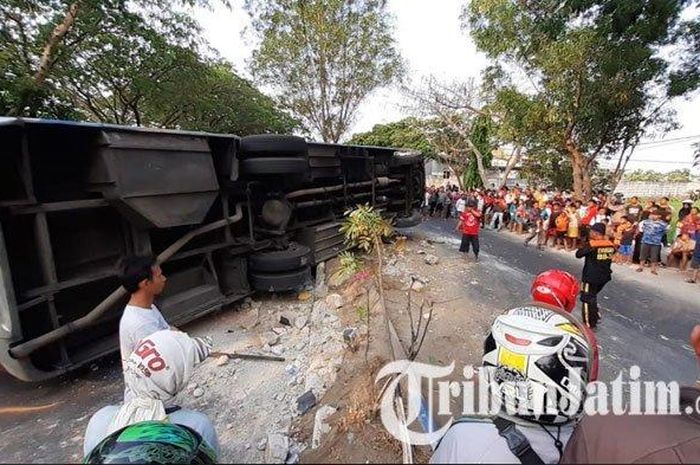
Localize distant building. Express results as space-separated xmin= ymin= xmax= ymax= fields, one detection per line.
xmin=424 ymin=159 xmax=453 ymax=186
xmin=424 ymin=148 xmax=524 ymax=188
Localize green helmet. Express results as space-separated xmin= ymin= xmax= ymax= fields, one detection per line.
xmin=84 ymin=421 xmax=217 ymax=464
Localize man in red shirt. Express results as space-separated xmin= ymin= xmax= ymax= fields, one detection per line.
xmin=457 ymin=199 xmax=482 ymax=262
xmin=580 ymin=199 xmax=598 ymax=242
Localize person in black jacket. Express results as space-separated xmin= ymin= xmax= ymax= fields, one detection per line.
xmin=575 ymin=222 xmax=615 ymax=329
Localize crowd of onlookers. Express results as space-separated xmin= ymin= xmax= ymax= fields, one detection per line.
xmin=424 ymin=184 xmax=700 ymax=283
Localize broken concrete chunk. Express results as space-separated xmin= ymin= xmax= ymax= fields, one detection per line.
xmin=192 ymin=387 xmax=204 ymax=398
xmin=285 ymin=363 xmax=299 ymax=378
xmin=285 ymin=441 xmax=303 ymax=464
xmin=214 ymin=355 xmax=229 ymax=367
xmin=315 ymin=262 xmax=326 ymax=287
xmin=424 ymin=254 xmax=440 ymax=265
xmin=294 ymin=315 xmax=308 ymax=330
xmin=311 ymin=300 xmax=330 ymax=324
xmin=265 ymin=434 xmax=289 ymax=463
xmin=296 ymin=390 xmax=317 ymax=415
xmin=342 ymin=327 xmax=357 ymax=342
xmin=314 ymin=283 xmax=328 ymax=299
xmin=304 ymin=373 xmax=324 ymax=396
xmin=272 ymin=326 xmax=286 ymax=335
xmin=324 ymin=293 xmax=343 ymax=310
xmin=312 ymin=405 xmax=337 ymax=449
xmin=342 ymin=327 xmax=358 ymax=352
xmin=270 ymin=346 xmax=284 ymax=357
xmin=264 ymin=332 xmax=281 ymax=346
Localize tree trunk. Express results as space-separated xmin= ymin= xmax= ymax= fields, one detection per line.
xmin=466 ymin=138 xmax=489 ymax=188
xmin=567 ymin=140 xmax=588 ymax=200
xmin=499 ymin=146 xmax=522 ymax=187
xmin=446 ymin=160 xmax=465 ymax=190
xmin=582 ymin=167 xmax=592 ymax=199
xmin=609 ymin=145 xmax=635 ymax=193
xmin=571 ymin=157 xmax=584 ymax=200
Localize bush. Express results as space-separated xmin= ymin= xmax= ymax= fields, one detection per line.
xmin=339 ymin=204 xmax=394 ymax=253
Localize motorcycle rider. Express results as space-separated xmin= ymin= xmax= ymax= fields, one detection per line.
xmin=431 ymin=272 xmax=597 ymax=464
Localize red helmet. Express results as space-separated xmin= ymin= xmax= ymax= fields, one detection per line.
xmin=531 ymin=269 xmax=580 ymax=312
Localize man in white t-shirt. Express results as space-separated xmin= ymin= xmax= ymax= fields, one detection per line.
xmin=118 ymin=256 xmax=169 ymax=372
xmin=84 ymin=330 xmax=218 ymax=458
xmin=455 ymin=194 xmax=467 ymax=215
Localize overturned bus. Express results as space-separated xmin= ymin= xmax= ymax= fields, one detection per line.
xmin=0 ymin=118 xmax=424 ymax=381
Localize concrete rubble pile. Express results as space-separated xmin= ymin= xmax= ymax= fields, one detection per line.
xmin=173 ymin=262 xmax=358 ymax=463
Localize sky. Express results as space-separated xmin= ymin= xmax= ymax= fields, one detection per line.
xmin=194 ymin=0 xmax=700 ymax=173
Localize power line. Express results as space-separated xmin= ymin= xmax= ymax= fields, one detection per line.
xmin=635 ymin=134 xmax=700 ymax=147
xmin=615 ymin=159 xmax=691 ymax=164
xmin=600 ymin=158 xmax=691 ymax=164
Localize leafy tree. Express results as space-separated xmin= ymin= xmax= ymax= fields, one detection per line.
xmin=348 ymin=113 xmax=495 ymax=190
xmin=0 ymin=0 xmax=297 ymax=134
xmin=463 ymin=0 xmax=687 ymax=199
xmin=404 ymin=77 xmax=495 ymax=188
xmin=1 ymin=0 xmax=214 ymax=116
xmin=463 ymin=115 xmax=494 ymax=188
xmin=669 ymin=4 xmax=700 ymax=96
xmin=665 ymin=169 xmax=692 ymax=183
xmin=520 ymin=149 xmax=574 ymax=191
xmin=624 ymin=169 xmax=691 ymax=183
xmin=63 ymin=32 xmax=297 ymax=133
xmin=245 ymin=0 xmax=404 ymax=142
xmin=348 ymin=118 xmax=434 ymax=156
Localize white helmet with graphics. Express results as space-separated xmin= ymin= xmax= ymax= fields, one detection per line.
xmin=482 ymin=305 xmax=596 ymax=425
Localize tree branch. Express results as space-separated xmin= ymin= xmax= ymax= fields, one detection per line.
xmin=34 ymin=2 xmax=81 ymax=88
xmin=4 ymin=12 xmax=33 ymax=72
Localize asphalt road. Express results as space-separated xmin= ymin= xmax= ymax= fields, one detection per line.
xmin=413 ymin=218 xmax=700 ymax=385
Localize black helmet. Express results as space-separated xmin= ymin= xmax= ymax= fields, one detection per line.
xmin=84 ymin=421 xmax=216 ymax=464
